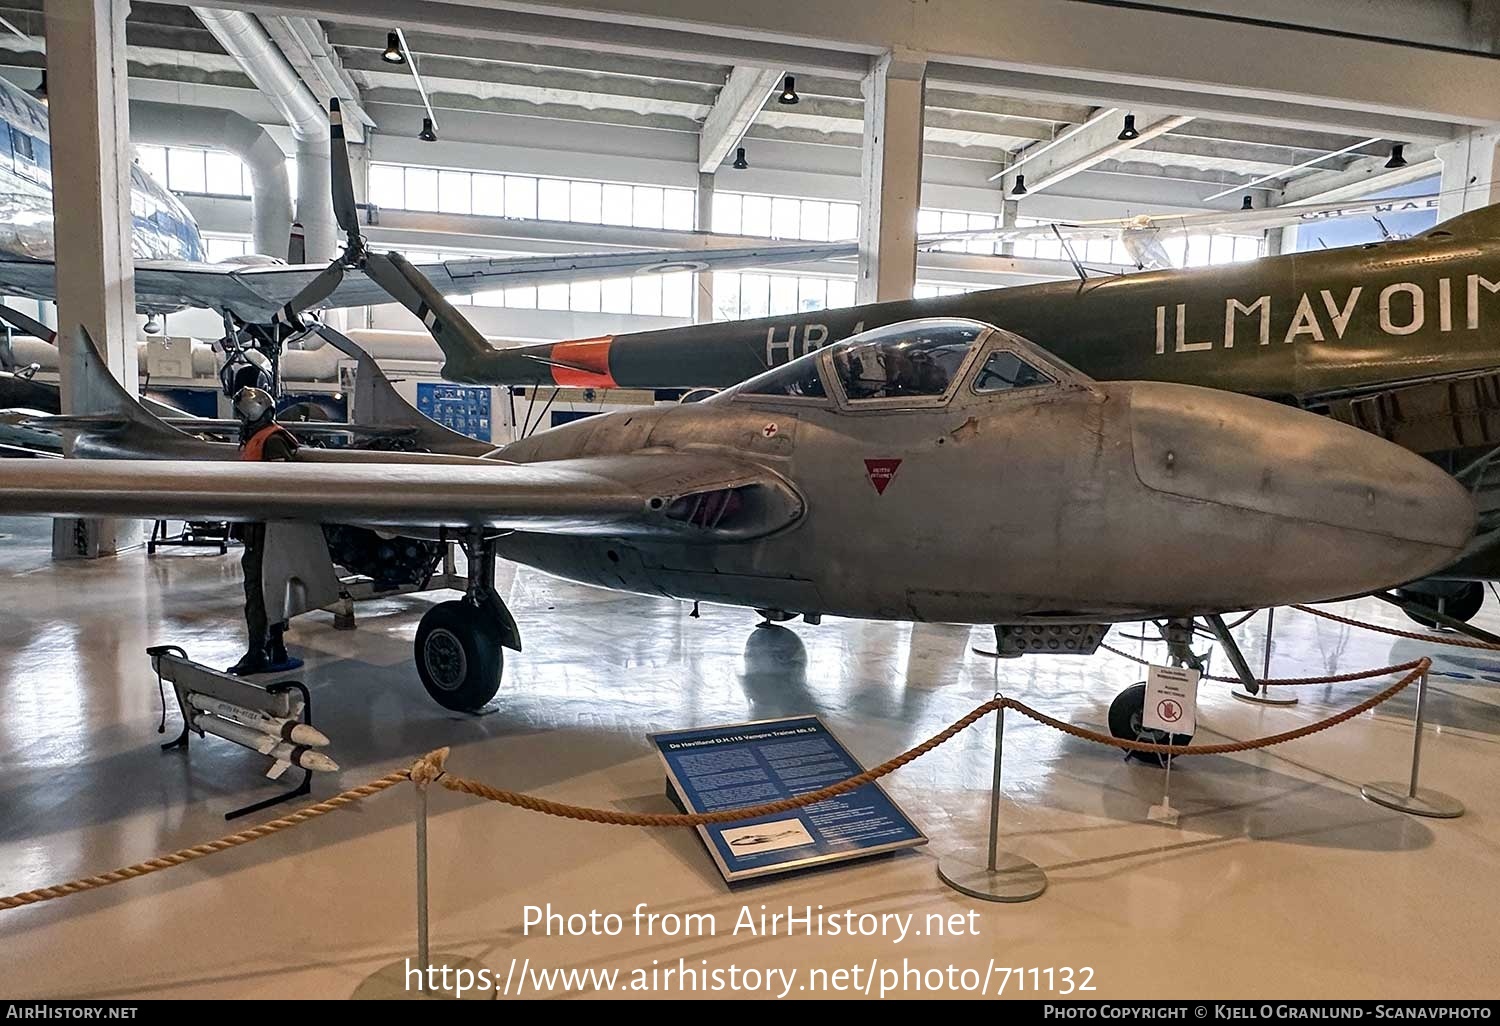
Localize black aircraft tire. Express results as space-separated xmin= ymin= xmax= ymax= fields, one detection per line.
xmin=1398 ymin=582 xmax=1484 ymax=628
xmin=415 ymin=600 xmax=503 ymax=712
xmin=1107 ymin=682 xmax=1193 ymax=768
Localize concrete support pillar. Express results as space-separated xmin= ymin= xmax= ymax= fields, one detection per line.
xmin=1436 ymin=128 xmax=1500 ymax=222
xmin=998 ymin=198 xmax=1019 ymax=257
xmin=856 ymin=48 xmax=926 ymax=305
xmin=44 ymin=0 xmax=138 ymax=558
xmin=695 ymin=171 xmax=715 ymax=324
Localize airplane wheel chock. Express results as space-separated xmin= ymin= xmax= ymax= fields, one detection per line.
xmin=414 ymin=600 xmax=504 ymax=712
xmin=1108 ymin=682 xmax=1193 ymax=768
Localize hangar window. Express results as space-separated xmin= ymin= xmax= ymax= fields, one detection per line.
xmin=135 ymin=145 xmax=251 ymax=197
xmin=831 ymin=321 xmax=983 ymax=402
xmin=711 ymin=271 xmax=856 ymax=321
xmin=971 ymin=351 xmax=1053 ymax=394
xmin=715 ymin=191 xmax=860 ymax=242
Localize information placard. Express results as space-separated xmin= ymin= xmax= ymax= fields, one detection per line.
xmin=416 ymin=382 xmax=492 ymax=441
xmin=651 ymin=716 xmax=926 ymax=883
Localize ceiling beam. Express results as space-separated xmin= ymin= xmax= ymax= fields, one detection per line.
xmin=997 ymin=107 xmax=1193 ymax=193
xmin=698 ymin=65 xmax=780 ymax=173
xmin=929 ymin=64 xmax=1458 ymax=143
xmin=1276 ymin=146 xmax=1441 ymax=204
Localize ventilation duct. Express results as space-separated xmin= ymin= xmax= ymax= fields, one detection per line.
xmin=129 ymin=101 xmax=291 ymax=260
xmin=192 ymin=8 xmax=335 ymax=262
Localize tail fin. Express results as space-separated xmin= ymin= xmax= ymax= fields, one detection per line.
xmin=58 ymin=325 xmax=226 ymax=459
xmin=315 ymin=325 xmax=494 ymax=455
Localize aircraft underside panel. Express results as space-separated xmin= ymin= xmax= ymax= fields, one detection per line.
xmin=1324 ymin=371 xmax=1500 ymax=456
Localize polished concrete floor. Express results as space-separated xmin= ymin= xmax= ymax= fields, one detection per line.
xmin=1 ymin=514 xmax=1498 ymax=999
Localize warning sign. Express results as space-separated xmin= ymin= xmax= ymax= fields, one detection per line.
xmin=864 ymin=458 xmax=902 ymax=495
xmin=1143 ymin=664 xmax=1200 ymax=735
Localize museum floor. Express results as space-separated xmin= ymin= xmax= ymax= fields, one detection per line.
xmin=0 ymin=514 xmax=1497 ymax=999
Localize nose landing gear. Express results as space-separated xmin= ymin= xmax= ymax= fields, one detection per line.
xmin=413 ymin=529 xmax=522 ymax=712
xmin=1107 ymin=617 xmax=1205 ymax=766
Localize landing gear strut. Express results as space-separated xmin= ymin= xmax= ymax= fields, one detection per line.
xmin=413 ymin=529 xmax=521 ymax=712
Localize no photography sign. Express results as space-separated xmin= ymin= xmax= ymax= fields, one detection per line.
xmin=1144 ymin=664 xmax=1200 ymax=735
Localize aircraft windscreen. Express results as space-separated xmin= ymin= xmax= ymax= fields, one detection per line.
xmin=738 ymin=351 xmax=828 ymax=399
xmin=831 ymin=321 xmax=984 ymax=401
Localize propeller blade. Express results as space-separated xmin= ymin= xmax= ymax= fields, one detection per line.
xmin=329 ymin=98 xmax=361 ymax=241
xmin=364 ymin=251 xmax=496 ymax=359
xmin=275 ymin=260 xmax=345 ymax=327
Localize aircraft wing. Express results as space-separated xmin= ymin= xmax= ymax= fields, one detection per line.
xmin=922 ymin=194 xmax=1441 ymax=247
xmin=0 ymin=450 xmax=802 ymax=539
xmin=0 ymin=240 xmax=856 ymax=321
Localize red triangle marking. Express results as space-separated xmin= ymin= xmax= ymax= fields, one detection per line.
xmin=864 ymin=458 xmax=902 ymax=495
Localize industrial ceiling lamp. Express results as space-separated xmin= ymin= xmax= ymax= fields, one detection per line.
xmin=1385 ymin=143 xmax=1408 ymax=169
xmin=778 ymin=74 xmax=799 ymax=105
xmin=1241 ymin=195 xmax=1253 ymax=210
xmin=1010 ymin=173 xmax=1028 ymax=197
xmin=1117 ymin=113 xmax=1139 ymax=141
xmin=381 ymin=31 xmax=406 ymax=64
xmin=418 ymin=116 xmax=437 ymax=142
xmin=732 ymin=146 xmax=749 ymax=170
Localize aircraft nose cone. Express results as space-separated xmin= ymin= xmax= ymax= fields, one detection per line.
xmin=1128 ymin=383 xmax=1475 ymax=602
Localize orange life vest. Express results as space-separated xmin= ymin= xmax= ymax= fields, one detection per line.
xmin=240 ymin=423 xmax=297 ymax=462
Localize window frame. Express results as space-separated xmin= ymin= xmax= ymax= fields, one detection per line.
xmin=823 ymin=324 xmax=991 ymax=413
xmin=967 ymin=346 xmax=1058 ymax=400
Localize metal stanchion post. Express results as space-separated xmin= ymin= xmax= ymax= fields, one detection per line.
xmin=1362 ymin=669 xmax=1464 ymax=818
xmin=1232 ymin=607 xmax=1297 ymax=707
xmin=416 ymin=785 xmax=430 ymax=991
xmin=937 ymin=697 xmax=1047 ymax=903
xmin=354 ymin=776 xmax=494 ymax=1000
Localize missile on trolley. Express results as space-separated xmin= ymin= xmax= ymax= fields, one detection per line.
xmin=195 ymin=712 xmax=341 ymax=778
xmin=185 ymin=692 xmax=330 ymax=748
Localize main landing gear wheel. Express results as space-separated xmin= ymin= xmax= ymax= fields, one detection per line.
xmin=1398 ymin=582 xmax=1484 ymax=628
xmin=1108 ymin=683 xmax=1193 ymax=768
xmin=415 ymin=600 xmax=503 ymax=712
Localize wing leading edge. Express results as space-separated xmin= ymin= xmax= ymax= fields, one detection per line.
xmin=0 ymin=451 xmax=803 ymax=540
xmin=0 ymin=239 xmax=856 ymax=320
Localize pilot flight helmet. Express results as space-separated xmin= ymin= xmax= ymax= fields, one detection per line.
xmin=233 ymin=386 xmax=276 ymax=425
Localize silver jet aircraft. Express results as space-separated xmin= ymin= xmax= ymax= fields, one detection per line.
xmin=0 ymin=314 xmax=1474 ymax=752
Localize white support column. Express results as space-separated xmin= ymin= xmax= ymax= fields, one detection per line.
xmin=1436 ymin=128 xmax=1500 ymax=222
xmin=857 ymin=48 xmax=927 ymax=305
xmin=45 ymin=0 xmax=138 ymax=558
xmin=695 ymin=171 xmax=715 ymax=324
xmin=998 ymin=198 xmax=1019 ymax=258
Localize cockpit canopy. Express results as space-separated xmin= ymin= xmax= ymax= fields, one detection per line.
xmin=728 ymin=317 xmax=1082 ymax=406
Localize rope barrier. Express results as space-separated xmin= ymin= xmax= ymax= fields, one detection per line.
xmin=1099 ymin=642 xmax=1423 ymax=686
xmin=0 ymin=768 xmax=413 ymax=912
xmin=1293 ymin=604 xmax=1500 ymax=651
xmin=0 ymin=656 xmax=1430 ymax=912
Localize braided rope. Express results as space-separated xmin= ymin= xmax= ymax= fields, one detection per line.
xmin=1294 ymin=604 xmax=1500 ymax=651
xmin=438 ymin=698 xmax=1002 ymax=827
xmin=1007 ymin=659 xmax=1427 ymax=756
xmin=0 ymin=656 xmax=1430 ymax=910
xmin=0 ymin=768 xmax=413 ymax=911
xmin=1099 ymin=642 xmax=1422 ymax=686
xmin=439 ymin=658 xmax=1429 ymax=821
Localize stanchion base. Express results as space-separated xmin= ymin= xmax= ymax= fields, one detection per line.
xmin=1231 ymin=690 xmax=1298 ymax=707
xmin=353 ymin=955 xmax=496 ymax=1000
xmin=938 ymin=847 xmax=1047 ymax=903
xmin=1361 ymin=782 xmax=1464 ymax=819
